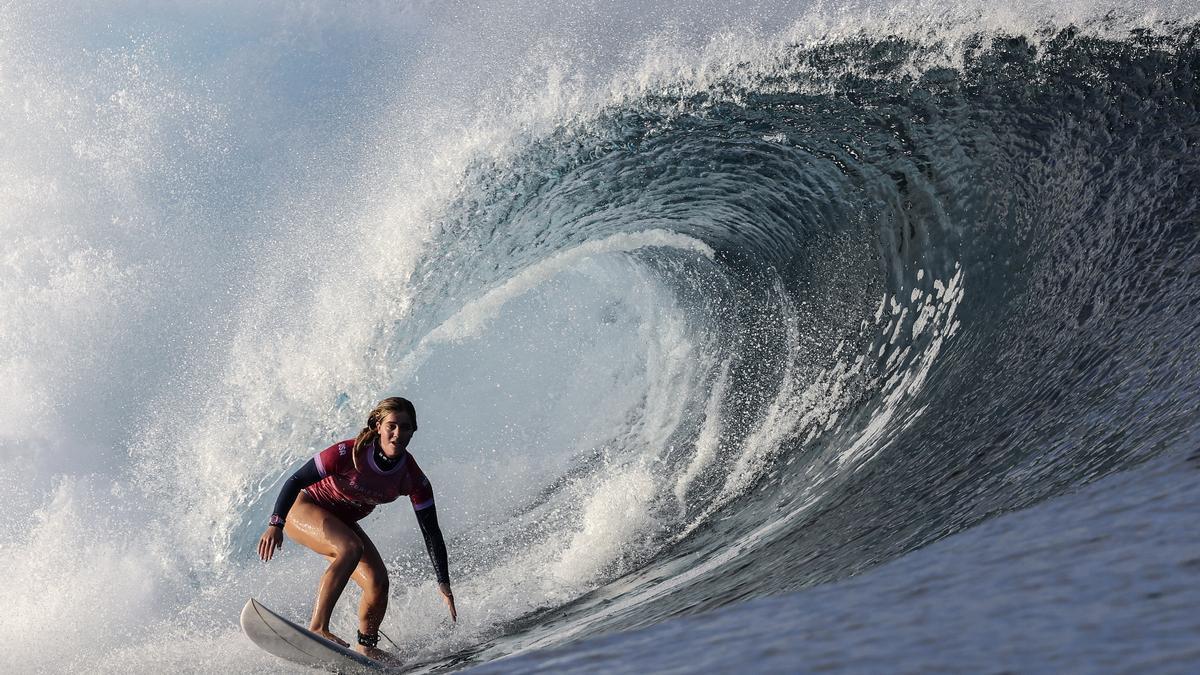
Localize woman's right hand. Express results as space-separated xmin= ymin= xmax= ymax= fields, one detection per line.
xmin=257 ymin=526 xmax=284 ymax=562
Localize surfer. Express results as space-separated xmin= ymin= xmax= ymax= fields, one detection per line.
xmin=256 ymin=396 xmax=456 ymax=661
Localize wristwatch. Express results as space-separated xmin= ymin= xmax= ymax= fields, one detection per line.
xmin=268 ymin=514 xmax=285 ymax=528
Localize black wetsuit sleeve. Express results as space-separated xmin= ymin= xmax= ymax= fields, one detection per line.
xmin=415 ymin=505 xmax=450 ymax=585
xmin=270 ymin=458 xmax=322 ymax=522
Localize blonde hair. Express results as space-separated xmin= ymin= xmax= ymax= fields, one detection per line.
xmin=351 ymin=396 xmax=418 ymax=472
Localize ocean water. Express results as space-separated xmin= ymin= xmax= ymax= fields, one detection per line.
xmin=2 ymin=1 xmax=1198 ymax=672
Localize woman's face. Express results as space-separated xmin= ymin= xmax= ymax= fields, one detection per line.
xmin=377 ymin=410 xmax=415 ymax=457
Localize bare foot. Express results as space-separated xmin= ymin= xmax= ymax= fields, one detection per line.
xmin=356 ymin=645 xmax=401 ymax=665
xmin=310 ymin=628 xmax=349 ymax=648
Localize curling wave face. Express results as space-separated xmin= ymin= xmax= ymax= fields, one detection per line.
xmin=353 ymin=21 xmax=1200 ymax=664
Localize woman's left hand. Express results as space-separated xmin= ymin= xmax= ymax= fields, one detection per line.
xmin=438 ymin=582 xmax=457 ymax=622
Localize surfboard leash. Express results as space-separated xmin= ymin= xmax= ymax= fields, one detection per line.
xmin=379 ymin=628 xmax=400 ymax=651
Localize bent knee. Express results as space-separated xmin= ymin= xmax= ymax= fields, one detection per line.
xmin=332 ymin=536 xmax=365 ymax=562
xmin=353 ymin=556 xmax=389 ymax=596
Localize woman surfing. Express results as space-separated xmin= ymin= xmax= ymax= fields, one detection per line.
xmin=256 ymin=396 xmax=456 ymax=662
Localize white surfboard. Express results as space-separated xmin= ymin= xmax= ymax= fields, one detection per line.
xmin=240 ymin=597 xmax=395 ymax=673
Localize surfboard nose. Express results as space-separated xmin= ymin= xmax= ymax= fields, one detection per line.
xmin=240 ymin=597 xmax=393 ymax=673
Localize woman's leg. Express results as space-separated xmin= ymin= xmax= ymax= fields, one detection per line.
xmin=343 ymin=524 xmax=391 ymax=658
xmin=283 ymin=492 xmax=365 ymax=646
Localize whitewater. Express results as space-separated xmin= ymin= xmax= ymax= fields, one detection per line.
xmin=2 ymin=0 xmax=1198 ymax=672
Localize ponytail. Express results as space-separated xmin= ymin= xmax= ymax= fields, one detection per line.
xmin=351 ymin=425 xmax=375 ymax=474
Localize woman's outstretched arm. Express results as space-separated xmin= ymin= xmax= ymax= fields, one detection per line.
xmin=270 ymin=458 xmax=322 ymax=522
xmin=415 ymin=505 xmax=456 ymax=621
xmin=257 ymin=458 xmax=322 ymax=562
